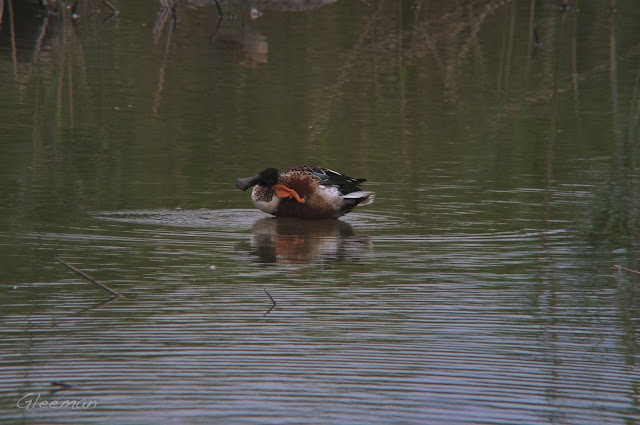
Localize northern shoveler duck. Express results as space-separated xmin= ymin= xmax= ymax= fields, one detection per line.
xmin=235 ymin=166 xmax=375 ymax=219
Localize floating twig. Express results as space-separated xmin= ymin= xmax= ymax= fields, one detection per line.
xmin=613 ymin=264 xmax=640 ymax=276
xmin=263 ymin=289 xmax=276 ymax=315
xmin=50 ymin=381 xmax=74 ymax=391
xmin=55 ymin=258 xmax=123 ymax=298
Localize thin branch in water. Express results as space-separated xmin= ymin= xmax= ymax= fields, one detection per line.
xmin=560 ymin=1 xmax=569 ymax=13
xmin=153 ymin=6 xmax=171 ymax=44
xmin=263 ymin=289 xmax=276 ymax=315
xmin=55 ymin=258 xmax=123 ymax=298
xmin=264 ymin=289 xmax=276 ymax=305
xmin=531 ymin=23 xmax=542 ymax=59
xmin=613 ymin=264 xmax=640 ymax=276
xmin=50 ymin=381 xmax=74 ymax=392
xmin=533 ymin=23 xmax=542 ymax=47
xmin=171 ymin=7 xmax=177 ymax=30
xmin=71 ymin=0 xmax=79 ymax=19
xmin=75 ymin=296 xmax=121 ymax=315
xmin=102 ymin=0 xmax=119 ymax=23
xmin=86 ymin=0 xmax=102 ymax=18
xmin=30 ymin=12 xmax=50 ymax=64
xmin=210 ymin=0 xmax=224 ymax=41
xmin=102 ymin=0 xmax=118 ymax=14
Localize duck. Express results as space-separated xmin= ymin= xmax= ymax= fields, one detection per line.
xmin=235 ymin=165 xmax=375 ymax=219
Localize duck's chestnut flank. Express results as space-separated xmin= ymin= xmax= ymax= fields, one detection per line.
xmin=235 ymin=165 xmax=374 ymax=219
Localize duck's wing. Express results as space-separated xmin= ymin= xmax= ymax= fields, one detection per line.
xmin=288 ymin=165 xmax=366 ymax=193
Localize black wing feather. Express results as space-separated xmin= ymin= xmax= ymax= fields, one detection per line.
xmin=287 ymin=165 xmax=366 ymax=194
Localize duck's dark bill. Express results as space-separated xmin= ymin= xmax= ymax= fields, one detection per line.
xmin=236 ymin=175 xmax=261 ymax=191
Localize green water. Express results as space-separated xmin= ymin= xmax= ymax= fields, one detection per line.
xmin=1 ymin=1 xmax=639 ymax=424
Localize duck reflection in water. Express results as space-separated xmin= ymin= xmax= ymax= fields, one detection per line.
xmin=248 ymin=217 xmax=372 ymax=265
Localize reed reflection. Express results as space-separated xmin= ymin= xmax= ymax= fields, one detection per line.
xmin=155 ymin=0 xmax=339 ymax=61
xmin=248 ymin=217 xmax=371 ymax=265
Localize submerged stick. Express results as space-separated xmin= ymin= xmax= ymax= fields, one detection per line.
xmin=613 ymin=264 xmax=640 ymax=276
xmin=102 ymin=0 xmax=119 ymax=23
xmin=533 ymin=24 xmax=542 ymax=47
xmin=211 ymin=0 xmax=224 ymax=41
xmin=50 ymin=381 xmax=74 ymax=391
xmin=263 ymin=289 xmax=276 ymax=315
xmin=214 ymin=0 xmax=223 ymax=18
xmin=264 ymin=289 xmax=276 ymax=305
xmin=55 ymin=258 xmax=123 ymax=298
xmin=102 ymin=0 xmax=118 ymax=13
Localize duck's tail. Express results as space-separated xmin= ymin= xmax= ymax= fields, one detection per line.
xmin=342 ymin=191 xmax=375 ymax=206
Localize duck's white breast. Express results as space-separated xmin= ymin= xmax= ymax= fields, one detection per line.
xmin=252 ymin=187 xmax=280 ymax=214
